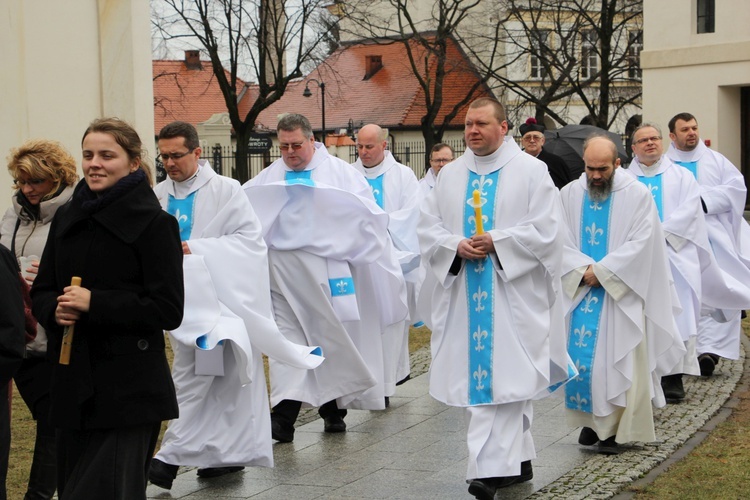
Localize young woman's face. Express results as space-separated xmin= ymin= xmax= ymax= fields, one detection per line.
xmin=82 ymin=132 xmax=138 ymax=192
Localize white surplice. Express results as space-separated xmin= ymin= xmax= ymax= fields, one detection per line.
xmin=419 ymin=139 xmax=571 ymax=479
xmin=560 ymin=170 xmax=685 ymax=443
xmin=418 ymin=168 xmax=437 ymax=198
xmin=153 ymin=162 xmax=323 ymax=468
xmin=245 ymin=144 xmax=408 ymax=411
xmin=667 ymin=141 xmax=750 ymax=359
xmin=352 ymin=151 xmax=421 ymax=394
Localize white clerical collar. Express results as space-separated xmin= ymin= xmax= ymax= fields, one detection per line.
xmin=173 ymin=164 xmax=202 ymax=198
xmin=638 ymin=157 xmax=663 ymax=177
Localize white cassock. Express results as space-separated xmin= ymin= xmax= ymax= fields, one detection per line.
xmin=667 ymin=141 xmax=750 ymax=359
xmin=245 ymin=144 xmax=408 ymax=411
xmin=352 ymin=151 xmax=420 ymax=394
xmin=418 ymin=168 xmax=437 ymax=198
xmin=419 ymin=139 xmax=572 ymax=479
xmin=560 ymin=171 xmax=685 ymax=444
xmin=154 ymin=162 xmax=323 ymax=468
xmin=625 ymin=156 xmax=750 ymax=375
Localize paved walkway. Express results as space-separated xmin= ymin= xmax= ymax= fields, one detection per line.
xmin=148 ymin=339 xmax=745 ymax=499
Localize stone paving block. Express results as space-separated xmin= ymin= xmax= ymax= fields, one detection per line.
xmin=239 ymin=484 xmax=330 ymax=500
xmin=326 ymin=468 xmax=434 ymax=499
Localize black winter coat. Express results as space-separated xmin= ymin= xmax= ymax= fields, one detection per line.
xmin=538 ymin=148 xmax=574 ymax=190
xmin=31 ymin=177 xmax=184 ymax=430
xmin=0 ymin=243 xmax=25 ymax=382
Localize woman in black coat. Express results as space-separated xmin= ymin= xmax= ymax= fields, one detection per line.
xmin=31 ymin=118 xmax=184 ymax=499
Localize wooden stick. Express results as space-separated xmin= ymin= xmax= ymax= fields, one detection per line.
xmin=58 ymin=276 xmax=82 ymax=365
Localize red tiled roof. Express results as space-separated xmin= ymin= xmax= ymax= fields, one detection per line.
xmin=152 ymin=59 xmax=255 ymax=136
xmin=153 ymin=36 xmax=492 ymax=137
xmin=257 ymin=36 xmax=493 ymax=133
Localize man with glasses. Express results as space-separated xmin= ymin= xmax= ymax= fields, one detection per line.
xmin=351 ymin=124 xmax=421 ymax=401
xmin=666 ymin=112 xmax=750 ymax=377
xmin=245 ymin=114 xmax=407 ymax=442
xmin=150 ymin=121 xmax=324 ymax=489
xmin=625 ymin=123 xmax=750 ymax=403
xmin=519 ymin=118 xmax=572 ymax=189
xmin=419 ymin=143 xmax=454 ymax=197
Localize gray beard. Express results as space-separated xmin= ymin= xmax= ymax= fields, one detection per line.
xmin=587 ymin=174 xmax=614 ymax=202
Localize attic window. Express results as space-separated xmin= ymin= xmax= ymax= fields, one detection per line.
xmin=185 ymin=50 xmax=203 ymax=70
xmin=364 ymin=55 xmax=382 ymax=80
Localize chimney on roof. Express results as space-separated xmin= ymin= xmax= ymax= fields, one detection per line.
xmin=363 ymin=55 xmax=382 ymax=80
xmin=185 ymin=50 xmax=203 ymax=70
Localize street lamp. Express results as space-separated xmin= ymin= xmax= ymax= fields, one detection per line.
xmin=302 ymin=78 xmax=325 ymax=143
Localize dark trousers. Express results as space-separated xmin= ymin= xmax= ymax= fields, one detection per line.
xmin=272 ymin=399 xmax=347 ymax=426
xmin=57 ymin=422 xmax=161 ymax=500
xmin=0 ymin=381 xmax=11 ymax=500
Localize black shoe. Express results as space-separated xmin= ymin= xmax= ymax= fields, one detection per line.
xmin=385 ymin=396 xmax=390 ymax=408
xmin=661 ymin=374 xmax=685 ymax=402
xmin=597 ymin=436 xmax=620 ymax=455
xmin=323 ymin=414 xmax=347 ymax=433
xmin=698 ymin=353 xmax=716 ymax=377
xmin=468 ymin=478 xmax=496 ymax=500
xmin=517 ymin=460 xmax=533 ymax=483
xmin=149 ymin=458 xmax=178 ymax=490
xmin=271 ymin=418 xmax=295 ymax=443
xmin=578 ymin=426 xmax=599 ymax=445
xmin=197 ymin=466 xmax=244 ymax=478
xmin=396 ymin=374 xmax=411 ymax=386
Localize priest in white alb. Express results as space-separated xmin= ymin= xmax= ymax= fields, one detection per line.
xmin=560 ymin=134 xmax=685 ymax=456
xmin=244 ymin=114 xmax=407 ymax=443
xmin=148 ymin=122 xmax=323 ymax=490
xmin=418 ymin=143 xmax=455 ymax=198
xmin=419 ymin=98 xmax=572 ymax=500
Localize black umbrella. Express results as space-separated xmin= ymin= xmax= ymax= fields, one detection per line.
xmin=544 ymin=125 xmax=628 ymax=179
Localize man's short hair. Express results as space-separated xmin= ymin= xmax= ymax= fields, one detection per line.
xmin=158 ymin=121 xmax=201 ymax=150
xmin=668 ymin=112 xmax=697 ymax=133
xmin=278 ymin=113 xmax=314 ymax=139
xmin=583 ymin=134 xmax=618 ymax=164
xmin=631 ymin=122 xmax=663 ymax=144
xmin=431 ymin=143 xmax=454 ymax=155
xmin=468 ymin=98 xmax=506 ymax=124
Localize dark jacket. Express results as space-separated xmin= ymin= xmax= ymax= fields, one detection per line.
xmin=538 ymin=148 xmax=574 ymax=190
xmin=0 ymin=243 xmax=25 ymax=382
xmin=31 ymin=177 xmax=184 ymax=430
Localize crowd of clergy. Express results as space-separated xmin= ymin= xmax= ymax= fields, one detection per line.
xmin=2 ymin=97 xmax=749 ymax=500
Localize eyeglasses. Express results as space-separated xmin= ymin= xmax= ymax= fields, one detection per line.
xmin=634 ymin=136 xmax=662 ymax=145
xmin=14 ymin=178 xmax=48 ymax=187
xmin=279 ymin=143 xmax=305 ymax=151
xmin=522 ymin=135 xmax=544 ymax=142
xmin=430 ymin=158 xmax=453 ymax=164
xmin=160 ymin=150 xmax=194 ymax=161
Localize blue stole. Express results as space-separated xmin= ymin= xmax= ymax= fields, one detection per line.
xmin=565 ymin=192 xmax=613 ymax=413
xmin=674 ymin=160 xmax=699 ymax=180
xmin=285 ymin=169 xmax=314 ymax=185
xmin=366 ymin=174 xmax=385 ymax=209
xmin=463 ymin=169 xmax=500 ymax=405
xmin=636 ymin=174 xmax=664 ymax=221
xmin=166 ymin=192 xmax=198 ymax=241
xmin=329 ymin=277 xmax=355 ymax=297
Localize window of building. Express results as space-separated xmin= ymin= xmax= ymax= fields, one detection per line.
xmin=697 ymin=0 xmax=715 ymax=34
xmin=627 ymin=31 xmax=643 ymax=80
xmin=530 ymin=30 xmax=550 ymax=80
xmin=580 ymin=30 xmax=598 ymax=79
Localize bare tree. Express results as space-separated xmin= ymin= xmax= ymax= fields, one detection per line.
xmin=152 ymin=0 xmax=337 ymax=182
xmin=486 ymin=0 xmax=643 ymax=130
xmin=336 ymin=0 xmax=501 ymax=160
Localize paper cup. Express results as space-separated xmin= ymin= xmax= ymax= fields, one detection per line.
xmin=18 ymin=255 xmax=39 ymax=282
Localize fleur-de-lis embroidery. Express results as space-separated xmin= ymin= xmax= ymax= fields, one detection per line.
xmin=569 ymin=392 xmax=588 ymax=411
xmin=585 ymin=223 xmax=604 ymax=246
xmin=580 ymin=293 xmax=599 ymax=313
xmin=336 ymin=280 xmax=348 ymax=294
xmin=473 ymin=364 xmax=488 ymax=390
xmin=472 ymin=325 xmax=488 ymax=351
xmin=471 ymin=176 xmax=493 ymax=196
xmin=573 ymin=323 xmax=592 ymax=348
xmin=371 ymin=187 xmax=380 ymax=197
xmin=589 ymin=201 xmax=603 ymax=211
xmin=174 ymin=209 xmax=188 ymax=224
xmin=474 ymin=261 xmax=485 ymax=273
xmin=473 ymin=286 xmax=488 ymax=312
xmin=574 ymin=359 xmax=588 ymax=382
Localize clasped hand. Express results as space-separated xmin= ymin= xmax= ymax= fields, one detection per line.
xmin=457 ymin=233 xmax=494 ymax=260
xmin=55 ymin=285 xmax=91 ymax=326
